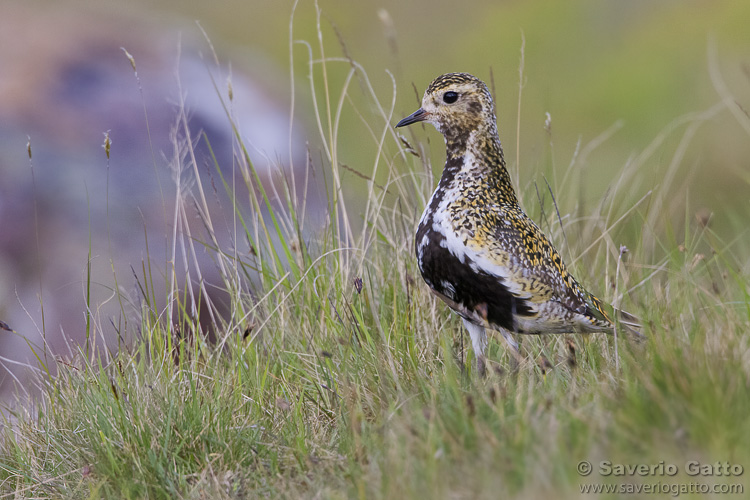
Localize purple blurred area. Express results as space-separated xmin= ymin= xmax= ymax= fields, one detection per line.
xmin=0 ymin=4 xmax=320 ymax=401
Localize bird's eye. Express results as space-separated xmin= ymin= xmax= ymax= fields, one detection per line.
xmin=443 ymin=91 xmax=458 ymax=104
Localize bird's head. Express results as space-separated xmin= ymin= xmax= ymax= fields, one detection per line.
xmin=396 ymin=72 xmax=497 ymax=145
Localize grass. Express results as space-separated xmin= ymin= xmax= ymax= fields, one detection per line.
xmin=2 ymin=6 xmax=750 ymax=499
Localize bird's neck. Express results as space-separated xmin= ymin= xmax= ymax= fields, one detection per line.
xmin=442 ymin=126 xmax=518 ymax=204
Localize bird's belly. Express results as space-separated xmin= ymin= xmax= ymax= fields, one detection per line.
xmin=414 ymin=215 xmax=531 ymax=332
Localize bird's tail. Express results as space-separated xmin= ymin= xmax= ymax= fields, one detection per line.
xmin=612 ymin=307 xmax=643 ymax=340
xmin=584 ymin=291 xmax=643 ymax=340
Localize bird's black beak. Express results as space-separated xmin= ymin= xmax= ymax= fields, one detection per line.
xmin=395 ymin=108 xmax=429 ymax=128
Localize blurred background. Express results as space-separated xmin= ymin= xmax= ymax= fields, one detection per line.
xmin=1 ymin=0 xmax=749 ymax=400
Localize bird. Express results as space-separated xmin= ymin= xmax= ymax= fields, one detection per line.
xmin=396 ymin=72 xmax=639 ymax=375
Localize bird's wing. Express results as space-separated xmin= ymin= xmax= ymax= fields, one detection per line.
xmin=480 ymin=209 xmax=645 ymax=336
xmin=466 ymin=206 xmax=605 ymax=321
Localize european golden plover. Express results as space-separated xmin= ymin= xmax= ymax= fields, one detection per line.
xmin=396 ymin=72 xmax=638 ymax=374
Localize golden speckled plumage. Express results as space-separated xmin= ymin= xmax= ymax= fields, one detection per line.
xmin=396 ymin=72 xmax=637 ymax=374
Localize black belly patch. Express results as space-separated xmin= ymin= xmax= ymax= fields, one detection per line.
xmin=416 ymin=222 xmax=533 ymax=331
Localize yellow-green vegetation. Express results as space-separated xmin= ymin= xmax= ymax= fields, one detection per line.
xmin=2 ymin=7 xmax=750 ymax=499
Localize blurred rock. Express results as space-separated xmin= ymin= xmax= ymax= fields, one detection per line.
xmin=0 ymin=4 xmax=321 ymax=401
